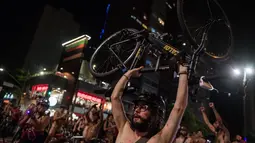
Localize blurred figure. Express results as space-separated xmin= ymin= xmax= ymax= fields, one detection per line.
xmin=174 ymin=126 xmax=193 ymax=143
xmin=232 ymin=135 xmax=245 ymax=143
xmin=82 ymin=104 xmax=103 ymax=142
xmin=10 ymin=105 xmax=22 ymax=129
xmin=200 ymin=102 xmax=231 ymax=143
xmin=103 ymin=114 xmax=117 ymax=143
xmin=44 ymin=105 xmax=68 ymax=143
xmin=193 ymin=130 xmax=206 ymax=143
xmin=73 ymin=115 xmax=86 ymax=135
xmin=19 ymin=98 xmax=50 ymax=143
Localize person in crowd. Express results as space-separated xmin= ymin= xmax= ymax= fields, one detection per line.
xmin=3 ymin=103 xmax=12 ymax=116
xmin=10 ymin=105 xmax=22 ymax=129
xmin=44 ymin=105 xmax=68 ymax=143
xmin=111 ymin=64 xmax=188 ymax=143
xmin=82 ymin=104 xmax=103 ymax=142
xmin=200 ymin=102 xmax=231 ymax=143
xmin=12 ymin=103 xmax=36 ymax=143
xmin=103 ymin=114 xmax=117 ymax=143
xmin=192 ymin=130 xmax=206 ymax=143
xmin=232 ymin=135 xmax=245 ymax=143
xmin=18 ymin=98 xmax=50 ymax=143
xmin=73 ymin=115 xmax=86 ymax=136
xmin=174 ymin=126 xmax=193 ymax=143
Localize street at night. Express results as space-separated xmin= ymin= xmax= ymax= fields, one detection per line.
xmin=0 ymin=0 xmax=254 ymax=142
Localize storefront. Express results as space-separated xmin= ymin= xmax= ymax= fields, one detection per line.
xmin=31 ymin=84 xmax=48 ymax=99
xmin=29 ymin=84 xmax=65 ymax=107
xmin=73 ymin=90 xmax=105 ymax=107
xmin=72 ymin=90 xmax=113 ymax=119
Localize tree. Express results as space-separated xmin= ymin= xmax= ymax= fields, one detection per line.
xmin=166 ymin=103 xmax=210 ymax=136
xmin=14 ymin=68 xmax=31 ymax=104
xmin=15 ymin=68 xmax=30 ymax=84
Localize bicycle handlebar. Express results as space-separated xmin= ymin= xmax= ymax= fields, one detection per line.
xmin=139 ymin=66 xmax=170 ymax=73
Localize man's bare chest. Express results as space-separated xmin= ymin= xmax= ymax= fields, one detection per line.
xmin=117 ymin=130 xmax=152 ymax=143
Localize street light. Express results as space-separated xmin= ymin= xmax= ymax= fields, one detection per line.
xmin=233 ymin=68 xmax=241 ymax=75
xmin=0 ymin=68 xmax=21 ymax=86
xmin=245 ymin=67 xmax=253 ymax=74
xmin=232 ymin=67 xmax=254 ymax=140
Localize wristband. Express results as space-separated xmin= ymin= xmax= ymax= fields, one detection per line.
xmin=178 ymin=71 xmax=188 ymax=75
xmin=123 ymin=74 xmax=130 ymax=80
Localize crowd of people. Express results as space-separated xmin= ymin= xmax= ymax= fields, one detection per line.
xmin=0 ymin=65 xmax=247 ymax=143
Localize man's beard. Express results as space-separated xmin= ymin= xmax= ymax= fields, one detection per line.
xmin=131 ymin=115 xmax=150 ymax=132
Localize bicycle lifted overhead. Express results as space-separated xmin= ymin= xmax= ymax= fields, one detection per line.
xmin=89 ymin=0 xmax=233 ymax=82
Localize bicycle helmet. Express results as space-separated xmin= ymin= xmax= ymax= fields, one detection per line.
xmin=37 ymin=98 xmax=50 ymax=109
xmin=132 ymin=92 xmax=160 ymax=109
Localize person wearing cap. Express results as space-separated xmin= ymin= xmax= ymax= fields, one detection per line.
xmin=44 ymin=105 xmax=68 ymax=143
xmin=111 ymin=64 xmax=188 ymax=143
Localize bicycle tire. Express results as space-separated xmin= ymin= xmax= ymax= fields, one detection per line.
xmin=177 ymin=0 xmax=233 ymax=62
xmin=89 ymin=28 xmax=141 ymax=77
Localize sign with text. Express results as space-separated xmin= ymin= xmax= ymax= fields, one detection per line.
xmin=31 ymin=84 xmax=49 ymax=99
xmin=77 ymin=90 xmax=104 ymax=103
xmin=3 ymin=81 xmax=14 ymax=88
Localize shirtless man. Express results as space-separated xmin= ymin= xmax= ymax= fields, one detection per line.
xmin=200 ymin=102 xmax=231 ymax=143
xmin=82 ymin=104 xmax=103 ymax=142
xmin=174 ymin=126 xmax=193 ymax=143
xmin=73 ymin=116 xmax=86 ymax=135
xmin=104 ymin=114 xmax=117 ymax=143
xmin=192 ymin=131 xmax=206 ymax=143
xmin=19 ymin=98 xmax=50 ymax=143
xmin=44 ymin=105 xmax=68 ymax=143
xmin=111 ymin=65 xmax=188 ymax=143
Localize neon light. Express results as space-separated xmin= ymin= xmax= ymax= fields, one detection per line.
xmin=100 ymin=4 xmax=111 ymax=39
xmin=32 ymin=84 xmax=49 ymax=92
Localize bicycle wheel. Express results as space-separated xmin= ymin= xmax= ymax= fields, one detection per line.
xmin=177 ymin=0 xmax=233 ymax=62
xmin=89 ymin=28 xmax=141 ymax=77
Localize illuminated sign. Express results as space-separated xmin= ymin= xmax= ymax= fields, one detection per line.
xmin=32 ymin=84 xmax=49 ymax=92
xmin=3 ymin=100 xmax=10 ymax=104
xmin=77 ymin=90 xmax=105 ymax=103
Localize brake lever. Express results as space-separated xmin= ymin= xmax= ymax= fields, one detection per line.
xmin=199 ymin=76 xmax=219 ymax=93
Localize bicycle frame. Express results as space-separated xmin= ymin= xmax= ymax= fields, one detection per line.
xmin=107 ymin=27 xmax=208 ymax=79
xmin=131 ymin=30 xmax=208 ymax=78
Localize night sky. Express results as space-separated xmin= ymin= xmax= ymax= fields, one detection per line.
xmin=0 ymin=0 xmax=255 ymax=138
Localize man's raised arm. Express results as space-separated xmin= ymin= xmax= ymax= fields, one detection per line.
xmin=200 ymin=107 xmax=216 ymax=134
xmin=111 ymin=67 xmax=143 ymax=132
xmin=159 ymin=65 xmax=188 ymax=143
xmin=209 ymin=102 xmax=222 ymax=123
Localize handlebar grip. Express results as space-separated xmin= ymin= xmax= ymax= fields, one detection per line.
xmin=140 ymin=66 xmax=170 ymax=73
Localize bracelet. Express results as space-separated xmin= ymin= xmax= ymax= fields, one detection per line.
xmin=178 ymin=71 xmax=188 ymax=75
xmin=123 ymin=74 xmax=130 ymax=80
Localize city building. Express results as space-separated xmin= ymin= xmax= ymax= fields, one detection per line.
xmin=24 ymin=5 xmax=80 ymax=73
